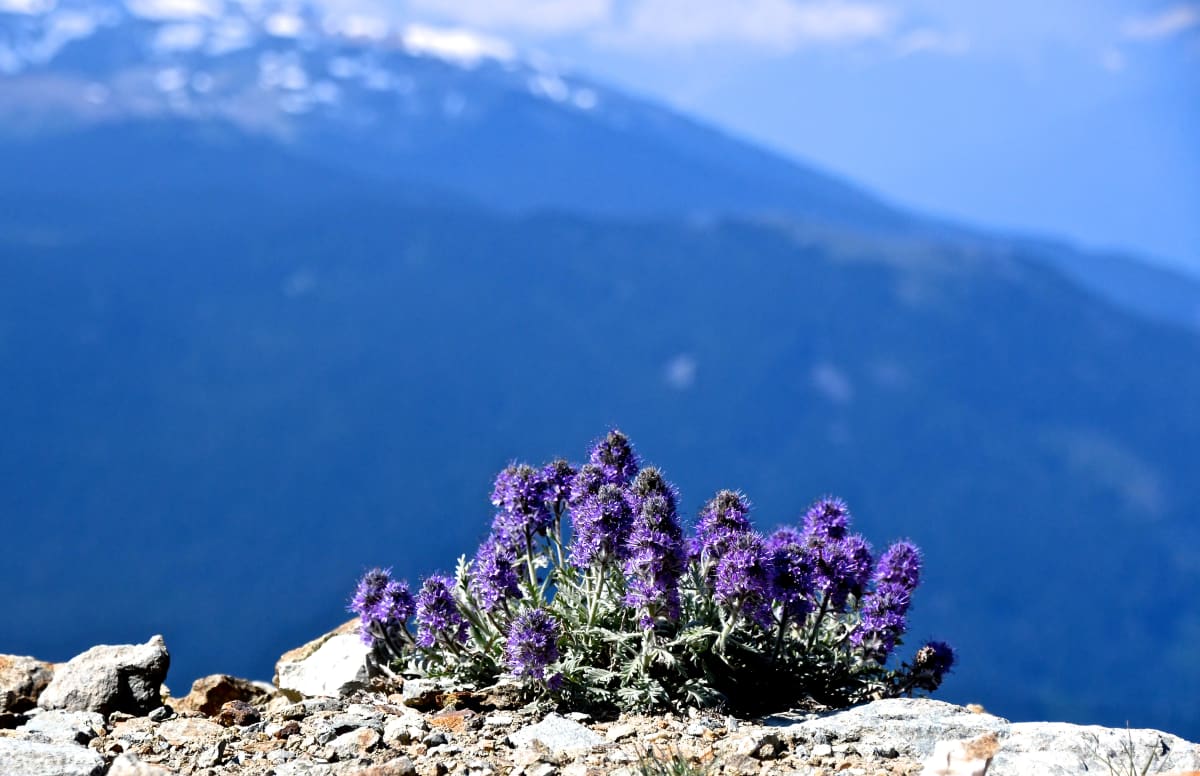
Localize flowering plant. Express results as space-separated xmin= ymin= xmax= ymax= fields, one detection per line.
xmin=351 ymin=430 xmax=954 ymax=713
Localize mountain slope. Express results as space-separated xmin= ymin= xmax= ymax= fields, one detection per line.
xmin=3 ymin=0 xmax=1198 ymax=332
xmin=1 ymin=129 xmax=1199 ymax=735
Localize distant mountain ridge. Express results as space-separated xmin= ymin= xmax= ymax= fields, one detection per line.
xmin=2 ymin=0 xmax=1200 ymax=739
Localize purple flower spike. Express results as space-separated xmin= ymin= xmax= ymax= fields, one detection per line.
xmin=876 ymin=541 xmax=922 ymax=593
xmin=491 ymin=463 xmax=552 ymax=544
xmin=569 ymin=463 xmax=607 ymax=509
xmin=810 ymin=533 xmax=874 ymax=612
xmin=588 ymin=429 xmax=640 ymax=486
xmin=695 ymin=490 xmax=753 ymax=563
xmin=624 ymin=489 xmax=687 ymax=629
xmin=415 ymin=575 xmax=467 ymax=649
xmin=471 ymin=535 xmax=523 ymax=612
xmin=540 ymin=458 xmax=577 ymax=514
xmin=803 ymin=497 xmax=851 ymax=541
xmin=570 ymin=483 xmax=635 ymax=568
xmin=350 ymin=568 xmax=414 ymax=646
xmin=766 ymin=527 xmax=814 ymax=619
xmin=852 ymin=582 xmax=911 ymax=662
xmin=630 ymin=467 xmax=679 ymax=515
xmin=713 ymin=531 xmax=776 ymax=629
xmin=505 ymin=609 xmax=561 ymax=681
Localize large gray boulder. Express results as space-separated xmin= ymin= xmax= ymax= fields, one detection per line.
xmin=0 ymin=654 xmax=55 ymax=713
xmin=38 ymin=636 xmax=169 ymax=716
xmin=0 ymin=737 xmax=104 ymax=776
xmin=766 ymin=698 xmax=1200 ymax=776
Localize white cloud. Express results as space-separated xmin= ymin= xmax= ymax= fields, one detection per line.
xmin=896 ymin=27 xmax=970 ymax=56
xmin=401 ymin=23 xmax=516 ymax=66
xmin=664 ymin=354 xmax=697 ymax=390
xmin=0 ymin=0 xmax=55 ymax=14
xmin=811 ymin=362 xmax=854 ymax=404
xmin=1120 ymin=4 xmax=1199 ymax=40
xmin=409 ymin=0 xmax=612 ymax=34
xmin=125 ymin=0 xmax=222 ymax=21
xmin=621 ymin=0 xmax=894 ymax=49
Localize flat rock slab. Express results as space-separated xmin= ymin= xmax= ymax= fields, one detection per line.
xmin=767 ymin=698 xmax=1200 ymax=776
xmin=38 ymin=636 xmax=169 ymax=716
xmin=508 ymin=713 xmax=604 ymax=756
xmin=0 ymin=736 xmax=105 ymax=776
xmin=21 ymin=709 xmax=105 ymax=744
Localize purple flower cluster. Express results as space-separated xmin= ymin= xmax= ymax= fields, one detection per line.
xmin=541 ymin=458 xmax=577 ymax=515
xmin=470 ymin=535 xmax=523 ymax=612
xmin=505 ymin=608 xmax=561 ymax=680
xmin=623 ymin=468 xmax=686 ymax=628
xmin=803 ymin=499 xmax=873 ymax=612
xmin=694 ymin=490 xmax=753 ymax=562
xmin=765 ymin=527 xmax=814 ymax=621
xmin=588 ymin=429 xmax=640 ymax=486
xmin=570 ymin=482 xmax=635 ymax=568
xmin=491 ymin=463 xmax=552 ymax=544
xmin=713 ymin=531 xmax=776 ymax=628
xmin=853 ymin=541 xmax=922 ymax=662
xmin=350 ymin=568 xmax=415 ymax=646
xmin=415 ymin=575 xmax=467 ymax=648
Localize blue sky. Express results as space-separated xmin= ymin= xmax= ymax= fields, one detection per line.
xmin=330 ymin=0 xmax=1199 ymax=273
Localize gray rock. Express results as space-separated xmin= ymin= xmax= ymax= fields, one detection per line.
xmin=0 ymin=736 xmax=105 ymax=776
xmin=37 ymin=636 xmax=169 ymax=716
xmin=21 ymin=709 xmax=105 ymax=744
xmin=508 ymin=713 xmax=604 ymax=756
xmin=0 ymin=654 xmax=55 ymax=713
xmin=766 ymin=698 xmax=1200 ymax=776
xmin=275 ymin=634 xmax=372 ymax=699
xmin=400 ymin=678 xmax=442 ymax=709
xmin=108 ymin=753 xmax=178 ymax=775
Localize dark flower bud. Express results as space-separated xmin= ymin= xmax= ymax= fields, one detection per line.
xmin=910 ymin=641 xmax=956 ymax=691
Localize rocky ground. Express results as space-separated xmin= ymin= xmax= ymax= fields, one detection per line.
xmin=3 ymin=625 xmax=1199 ymax=776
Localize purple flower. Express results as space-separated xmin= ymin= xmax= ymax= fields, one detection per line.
xmin=350 ymin=568 xmax=415 ymax=645
xmin=588 ymin=429 xmax=639 ymax=486
xmin=694 ymin=490 xmax=753 ymax=563
xmin=852 ymin=582 xmax=911 ymax=662
xmin=505 ymin=609 xmax=561 ymax=681
xmin=540 ymin=458 xmax=577 ymax=514
xmin=909 ymin=641 xmax=955 ymax=691
xmin=415 ymin=575 xmax=467 ymax=649
xmin=491 ymin=463 xmax=552 ymax=544
xmin=713 ymin=531 xmax=776 ymax=629
xmin=624 ymin=490 xmax=687 ymax=629
xmin=803 ymin=497 xmax=851 ymax=541
xmin=810 ymin=533 xmax=874 ymax=612
xmin=875 ymin=541 xmax=922 ymax=592
xmin=569 ymin=463 xmax=607 ymax=509
xmin=570 ymin=483 xmax=635 ymax=568
xmin=766 ymin=527 xmax=814 ymax=619
xmin=630 ymin=466 xmax=679 ymax=516
xmin=470 ymin=535 xmax=523 ymax=612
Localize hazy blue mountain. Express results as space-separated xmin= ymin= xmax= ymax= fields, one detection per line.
xmin=3 ymin=0 xmax=1197 ymax=332
xmin=2 ymin=1 xmax=1199 ymax=738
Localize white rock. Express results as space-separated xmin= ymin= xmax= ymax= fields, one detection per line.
xmin=275 ymin=634 xmax=372 ymax=698
xmin=509 ymin=713 xmax=604 ymax=756
xmin=0 ymin=737 xmax=105 ymax=776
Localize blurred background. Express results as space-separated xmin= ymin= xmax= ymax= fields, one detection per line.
xmin=1 ymin=0 xmax=1198 ymax=737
